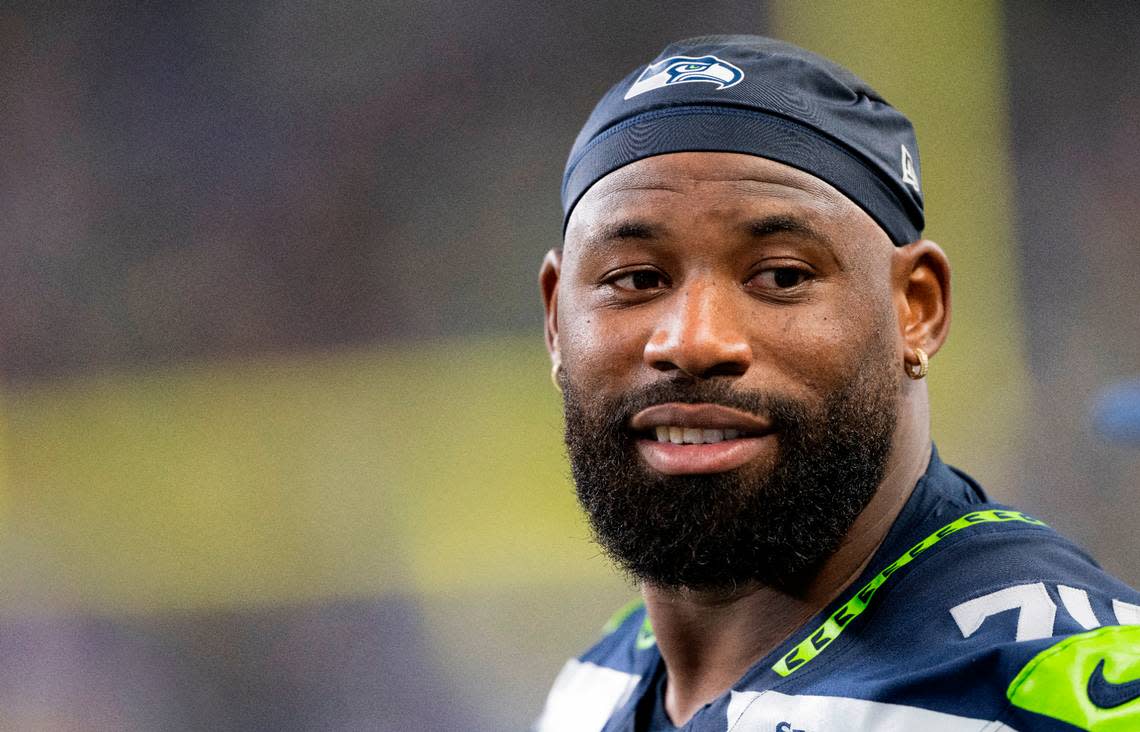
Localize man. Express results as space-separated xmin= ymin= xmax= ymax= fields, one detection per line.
xmin=534 ymin=35 xmax=1140 ymax=731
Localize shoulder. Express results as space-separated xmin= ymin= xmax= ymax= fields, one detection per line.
xmin=910 ymin=507 xmax=1140 ymax=730
xmin=532 ymin=599 xmax=654 ymax=732
xmin=832 ymin=505 xmax=1140 ymax=730
xmin=770 ymin=506 xmax=1132 ymax=678
xmin=881 ymin=504 xmax=1138 ymax=640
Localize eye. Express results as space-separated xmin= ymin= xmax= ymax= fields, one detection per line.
xmin=607 ymin=268 xmax=669 ymax=292
xmin=750 ymin=266 xmax=812 ymax=290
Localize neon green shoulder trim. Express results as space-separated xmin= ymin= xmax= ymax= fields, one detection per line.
xmin=1007 ymin=624 xmax=1140 ymax=731
xmin=635 ymin=613 xmax=656 ymax=650
xmin=600 ymin=597 xmax=657 ymax=650
xmin=602 ymin=598 xmax=645 ymax=635
xmin=771 ymin=508 xmax=1047 ymax=677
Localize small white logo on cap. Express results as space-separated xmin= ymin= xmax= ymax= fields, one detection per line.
xmin=624 ymin=55 xmax=744 ymax=100
xmin=900 ymin=144 xmax=920 ymax=191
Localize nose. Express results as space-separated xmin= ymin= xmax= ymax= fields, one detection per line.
xmin=643 ymin=278 xmax=752 ymax=379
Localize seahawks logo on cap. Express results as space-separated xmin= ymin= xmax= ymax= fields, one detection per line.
xmin=624 ymin=55 xmax=744 ymax=100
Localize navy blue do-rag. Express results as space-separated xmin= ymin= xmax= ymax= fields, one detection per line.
xmin=561 ymin=35 xmax=925 ymax=245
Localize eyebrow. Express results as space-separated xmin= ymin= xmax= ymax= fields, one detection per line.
xmin=577 ymin=219 xmax=664 ymax=253
xmin=598 ymin=220 xmax=659 ymax=241
xmin=747 ymin=214 xmax=836 ymax=250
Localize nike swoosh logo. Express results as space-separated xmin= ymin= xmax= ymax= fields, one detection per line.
xmin=1087 ymin=658 xmax=1140 ymax=709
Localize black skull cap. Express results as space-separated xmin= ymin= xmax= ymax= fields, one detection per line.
xmin=561 ymin=35 xmax=924 ymax=245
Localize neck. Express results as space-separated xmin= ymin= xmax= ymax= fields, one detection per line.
xmin=647 ymin=394 xmax=931 ymax=726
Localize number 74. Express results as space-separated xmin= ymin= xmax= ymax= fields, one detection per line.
xmin=950 ymin=584 xmax=1140 ymax=642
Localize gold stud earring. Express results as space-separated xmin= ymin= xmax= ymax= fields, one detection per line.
xmin=906 ymin=347 xmax=929 ymax=380
xmin=551 ymin=360 xmax=563 ymax=393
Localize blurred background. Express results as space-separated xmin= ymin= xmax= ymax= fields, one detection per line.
xmin=1 ymin=1 xmax=1138 ymax=729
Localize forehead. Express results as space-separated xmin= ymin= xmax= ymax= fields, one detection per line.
xmin=565 ymin=152 xmax=888 ymax=253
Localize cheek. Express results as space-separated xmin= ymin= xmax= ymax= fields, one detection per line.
xmin=556 ymin=297 xmax=648 ymax=393
xmin=754 ymin=309 xmax=843 ymax=390
xmin=754 ymin=293 xmax=895 ymax=394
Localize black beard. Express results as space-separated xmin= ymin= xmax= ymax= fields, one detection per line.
xmin=561 ymin=354 xmax=899 ymax=593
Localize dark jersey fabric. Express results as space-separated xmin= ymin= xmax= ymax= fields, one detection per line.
xmin=535 ymin=446 xmax=1140 ymax=732
xmin=635 ymin=660 xmax=678 ymax=732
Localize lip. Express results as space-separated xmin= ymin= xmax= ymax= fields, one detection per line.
xmin=629 ymin=403 xmax=773 ymax=433
xmin=630 ymin=403 xmax=776 ymax=475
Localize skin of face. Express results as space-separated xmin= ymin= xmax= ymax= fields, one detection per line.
xmin=543 ymin=151 xmax=947 ymax=473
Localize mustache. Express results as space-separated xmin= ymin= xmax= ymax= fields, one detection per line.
xmin=599 ymin=377 xmax=809 ymax=429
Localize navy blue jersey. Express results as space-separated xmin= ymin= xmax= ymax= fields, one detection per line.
xmin=535 ymin=448 xmax=1140 ymax=731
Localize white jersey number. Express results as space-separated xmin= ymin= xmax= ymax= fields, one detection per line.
xmin=950 ymin=583 xmax=1140 ymax=641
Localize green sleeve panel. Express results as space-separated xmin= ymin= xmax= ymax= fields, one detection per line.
xmin=1007 ymin=624 xmax=1140 ymax=731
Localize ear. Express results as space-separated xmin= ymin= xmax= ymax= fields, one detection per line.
xmin=891 ymin=239 xmax=951 ymax=359
xmin=539 ymin=248 xmax=563 ymax=363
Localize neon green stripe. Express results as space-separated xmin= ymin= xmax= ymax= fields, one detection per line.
xmin=771 ymin=509 xmax=1047 ymax=677
xmin=603 ymin=598 xmax=645 ymax=635
xmin=602 ymin=598 xmax=655 ymax=650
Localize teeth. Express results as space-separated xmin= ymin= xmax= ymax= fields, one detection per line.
xmin=651 ymin=427 xmax=745 ymax=444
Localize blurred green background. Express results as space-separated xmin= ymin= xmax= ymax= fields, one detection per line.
xmin=2 ymin=1 xmax=1138 ymax=729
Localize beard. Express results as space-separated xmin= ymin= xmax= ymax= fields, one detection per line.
xmin=561 ymin=346 xmax=899 ymax=593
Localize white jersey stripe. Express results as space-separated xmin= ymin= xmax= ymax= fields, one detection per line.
xmin=533 ymin=659 xmax=641 ymax=732
xmin=727 ymin=690 xmax=1019 ymax=731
